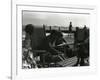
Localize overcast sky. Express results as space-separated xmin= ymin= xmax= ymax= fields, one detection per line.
xmin=22 ymin=11 xmax=90 ymax=28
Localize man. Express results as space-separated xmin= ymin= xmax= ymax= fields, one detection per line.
xmin=44 ymin=30 xmax=66 ymax=61
xmin=74 ymin=26 xmax=89 ymax=66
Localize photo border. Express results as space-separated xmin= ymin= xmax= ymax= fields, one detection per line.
xmin=11 ymin=2 xmax=97 ymax=80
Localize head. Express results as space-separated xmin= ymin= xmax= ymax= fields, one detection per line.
xmin=25 ymin=24 xmax=34 ymax=35
xmin=76 ymin=27 xmax=79 ymax=31
xmin=56 ymin=31 xmax=63 ymax=39
xmin=50 ymin=30 xmax=63 ymax=39
xmin=83 ymin=25 xmax=87 ymax=30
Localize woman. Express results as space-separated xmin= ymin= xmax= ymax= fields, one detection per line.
xmin=22 ymin=24 xmax=38 ymax=68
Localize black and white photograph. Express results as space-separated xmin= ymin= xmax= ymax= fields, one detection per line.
xmin=22 ymin=11 xmax=90 ymax=69
xmin=10 ymin=1 xmax=98 ymax=79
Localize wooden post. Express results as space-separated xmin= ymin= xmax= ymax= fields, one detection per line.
xmin=59 ymin=27 xmax=60 ymax=31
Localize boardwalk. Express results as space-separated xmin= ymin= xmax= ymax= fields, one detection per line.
xmin=57 ymin=56 xmax=77 ymax=67
xmin=57 ymin=56 xmax=89 ymax=67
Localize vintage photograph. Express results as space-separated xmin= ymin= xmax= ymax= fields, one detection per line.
xmin=22 ymin=11 xmax=90 ymax=69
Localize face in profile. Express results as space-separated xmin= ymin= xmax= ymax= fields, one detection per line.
xmin=24 ymin=39 xmax=31 ymax=49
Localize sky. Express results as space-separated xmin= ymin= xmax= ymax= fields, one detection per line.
xmin=22 ymin=11 xmax=90 ymax=28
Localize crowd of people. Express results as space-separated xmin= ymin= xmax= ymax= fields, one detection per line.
xmin=22 ymin=24 xmax=89 ymax=68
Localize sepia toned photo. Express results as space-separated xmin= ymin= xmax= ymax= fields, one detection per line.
xmin=22 ymin=11 xmax=90 ymax=69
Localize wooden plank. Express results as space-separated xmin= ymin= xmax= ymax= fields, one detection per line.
xmin=57 ymin=56 xmax=77 ymax=66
